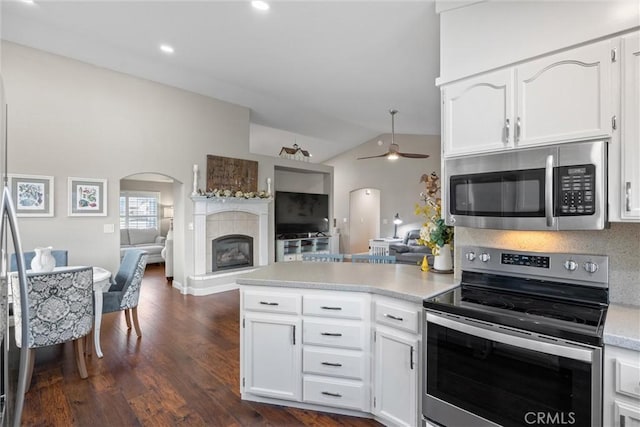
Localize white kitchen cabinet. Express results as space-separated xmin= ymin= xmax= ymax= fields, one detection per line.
xmin=603 ymin=345 xmax=640 ymax=427
xmin=620 ymin=32 xmax=640 ymax=220
xmin=515 ymin=39 xmax=614 ymax=148
xmin=243 ymin=313 xmax=302 ymax=401
xmin=241 ymin=289 xmax=302 ymax=402
xmin=442 ymin=68 xmax=514 ymax=156
xmin=442 ymin=38 xmax=615 ymax=157
xmin=372 ymin=297 xmax=421 ymax=427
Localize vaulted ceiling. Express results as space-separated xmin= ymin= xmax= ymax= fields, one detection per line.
xmin=1 ymin=0 xmax=441 ymax=162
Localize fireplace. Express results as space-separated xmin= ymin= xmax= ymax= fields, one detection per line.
xmin=212 ymin=234 xmax=254 ymax=272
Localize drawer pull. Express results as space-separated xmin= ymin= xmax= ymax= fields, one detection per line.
xmin=321 ymin=362 xmax=343 ymax=367
xmin=259 ymin=301 xmax=279 ymax=306
xmin=321 ymin=332 xmax=343 ymax=337
xmin=384 ymin=313 xmax=404 ymax=321
xmin=321 ymin=391 xmax=342 ymax=398
xmin=410 ymin=345 xmax=414 ymax=370
xmin=320 ymin=306 xmax=342 ymax=311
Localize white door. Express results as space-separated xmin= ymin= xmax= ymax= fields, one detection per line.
xmin=442 ymin=68 xmax=514 ymax=157
xmin=243 ymin=314 xmax=301 ymax=402
xmin=516 ymin=39 xmax=614 ymax=148
xmin=621 ymin=32 xmax=640 ymax=220
xmin=349 ymin=188 xmax=380 ymax=254
xmin=374 ymin=328 xmax=418 ymax=427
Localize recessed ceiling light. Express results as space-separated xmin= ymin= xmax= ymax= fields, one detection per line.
xmin=251 ymin=1 xmax=270 ymax=11
xmin=159 ymin=44 xmax=175 ymax=55
xmin=20 ymin=0 xmax=36 ymax=5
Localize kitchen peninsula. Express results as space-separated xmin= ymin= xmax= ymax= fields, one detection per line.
xmin=236 ymin=261 xmax=458 ymax=426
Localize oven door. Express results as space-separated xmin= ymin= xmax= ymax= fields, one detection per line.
xmin=423 ymin=311 xmax=602 ymax=427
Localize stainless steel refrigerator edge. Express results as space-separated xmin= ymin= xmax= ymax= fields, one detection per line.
xmin=0 ymin=72 xmax=31 ymax=426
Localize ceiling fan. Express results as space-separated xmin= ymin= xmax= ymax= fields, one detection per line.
xmin=358 ymin=109 xmax=431 ymax=160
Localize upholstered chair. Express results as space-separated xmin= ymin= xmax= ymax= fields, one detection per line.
xmin=9 ymin=250 xmax=69 ymax=271
xmin=102 ymin=249 xmax=148 ymax=337
xmin=11 ymin=267 xmax=94 ymax=391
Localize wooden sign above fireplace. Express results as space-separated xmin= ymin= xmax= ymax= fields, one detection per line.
xmin=206 ymin=155 xmax=258 ymax=192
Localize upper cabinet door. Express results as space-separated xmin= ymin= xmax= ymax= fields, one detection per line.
xmin=621 ymin=32 xmax=640 ymax=220
xmin=516 ymin=39 xmax=614 ymax=148
xmin=442 ymin=68 xmax=514 ymax=157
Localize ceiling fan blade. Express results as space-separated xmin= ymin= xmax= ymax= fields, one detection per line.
xmin=398 ymin=152 xmax=431 ymax=159
xmin=357 ymin=152 xmax=390 ymax=160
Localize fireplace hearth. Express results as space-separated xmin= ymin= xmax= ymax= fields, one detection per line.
xmin=212 ymin=234 xmax=254 ymax=272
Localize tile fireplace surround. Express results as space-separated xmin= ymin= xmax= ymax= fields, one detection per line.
xmin=185 ymin=196 xmax=271 ymax=295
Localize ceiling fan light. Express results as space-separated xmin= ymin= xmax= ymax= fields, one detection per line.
xmin=387 ymin=152 xmax=399 ymax=160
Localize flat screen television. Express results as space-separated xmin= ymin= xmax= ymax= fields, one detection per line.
xmin=275 ymin=191 xmax=329 ymax=235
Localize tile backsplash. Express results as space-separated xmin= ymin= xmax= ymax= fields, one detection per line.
xmin=454 ymin=223 xmax=640 ymax=306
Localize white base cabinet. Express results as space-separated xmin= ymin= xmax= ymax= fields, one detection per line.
xmin=603 ymin=345 xmax=640 ymax=427
xmin=240 ymin=287 xmax=423 ymax=426
xmin=372 ymin=296 xmax=422 ymax=427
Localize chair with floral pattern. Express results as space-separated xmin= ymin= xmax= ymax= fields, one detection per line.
xmin=11 ymin=266 xmax=94 ymax=391
xmin=102 ymin=249 xmax=148 ymax=337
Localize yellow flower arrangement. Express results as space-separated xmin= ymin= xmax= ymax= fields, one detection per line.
xmin=415 ymin=173 xmax=454 ymax=256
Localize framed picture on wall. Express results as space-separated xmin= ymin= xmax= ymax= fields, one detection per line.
xmin=8 ymin=174 xmax=54 ymax=217
xmin=68 ymin=177 xmax=107 ymax=216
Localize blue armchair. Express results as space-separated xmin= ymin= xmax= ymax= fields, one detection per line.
xmin=102 ymin=249 xmax=148 ymax=337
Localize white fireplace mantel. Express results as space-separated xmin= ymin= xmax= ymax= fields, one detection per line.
xmin=191 ymin=196 xmax=272 ymax=276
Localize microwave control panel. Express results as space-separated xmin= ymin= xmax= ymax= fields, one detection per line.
xmin=555 ymin=164 xmax=596 ymax=216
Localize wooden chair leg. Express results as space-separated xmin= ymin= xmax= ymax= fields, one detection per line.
xmin=74 ymin=337 xmax=89 ymax=379
xmin=25 ymin=348 xmax=35 ymax=393
xmin=124 ymin=309 xmax=132 ymax=329
xmin=131 ymin=306 xmax=142 ymax=338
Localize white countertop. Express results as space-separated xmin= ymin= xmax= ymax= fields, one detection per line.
xmin=604 ymin=303 xmax=640 ymax=351
xmin=237 ymin=261 xmax=459 ymax=303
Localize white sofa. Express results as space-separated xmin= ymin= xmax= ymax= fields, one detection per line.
xmin=120 ymin=228 xmax=166 ymax=264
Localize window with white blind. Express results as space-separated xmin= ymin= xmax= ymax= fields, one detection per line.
xmin=120 ymin=191 xmax=160 ymax=229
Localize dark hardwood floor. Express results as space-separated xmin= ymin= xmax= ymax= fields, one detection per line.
xmin=15 ymin=264 xmax=382 ymax=426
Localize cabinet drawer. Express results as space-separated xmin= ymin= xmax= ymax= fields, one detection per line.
xmin=375 ymin=301 xmax=419 ymax=334
xmin=244 ymin=291 xmax=301 ymax=315
xmin=303 ymin=295 xmax=365 ymax=320
xmin=616 ymin=359 xmax=640 ymax=398
xmin=303 ymin=376 xmax=366 ymax=411
xmin=303 ymin=347 xmax=364 ymax=380
xmin=303 ymin=320 xmax=364 ymax=350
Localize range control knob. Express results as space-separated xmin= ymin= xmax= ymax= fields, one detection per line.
xmin=583 ymin=261 xmax=599 ymax=274
xmin=465 ymin=252 xmax=476 ymax=261
xmin=563 ymin=260 xmax=578 ymax=271
xmin=479 ymin=253 xmax=491 ymax=263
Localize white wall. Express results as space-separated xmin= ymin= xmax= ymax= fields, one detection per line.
xmin=325 ymin=134 xmax=441 ymax=252
xmin=438 ymin=0 xmax=640 ymax=83
xmin=1 ymin=41 xmax=257 ymax=285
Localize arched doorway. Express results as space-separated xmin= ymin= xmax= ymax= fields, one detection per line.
xmin=348 ymin=188 xmax=380 ymax=254
xmin=119 ymin=173 xmax=181 ymax=282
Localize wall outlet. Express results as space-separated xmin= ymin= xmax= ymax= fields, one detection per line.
xmin=188 ymin=222 xmax=194 ymax=231
xmin=103 ymin=224 xmax=115 ymax=233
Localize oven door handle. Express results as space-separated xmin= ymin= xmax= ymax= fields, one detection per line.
xmin=545 ymin=154 xmax=555 ymax=228
xmin=426 ymin=313 xmax=594 ymax=363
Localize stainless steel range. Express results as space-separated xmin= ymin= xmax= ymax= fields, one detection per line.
xmin=422 ymin=246 xmax=609 ymax=427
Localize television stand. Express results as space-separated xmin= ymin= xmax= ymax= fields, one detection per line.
xmin=275 ymin=235 xmax=335 ymax=262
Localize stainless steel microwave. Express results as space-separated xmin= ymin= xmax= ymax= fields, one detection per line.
xmin=443 ymin=140 xmax=607 ymax=230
